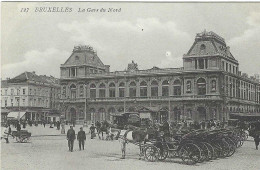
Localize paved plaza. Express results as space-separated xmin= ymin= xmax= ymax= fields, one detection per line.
xmin=1 ymin=125 xmax=260 ymax=170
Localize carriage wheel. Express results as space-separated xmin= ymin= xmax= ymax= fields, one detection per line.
xmin=144 ymin=145 xmax=159 ymax=162
xmin=158 ymin=147 xmax=168 ymax=161
xmin=179 ymin=143 xmax=201 ymax=165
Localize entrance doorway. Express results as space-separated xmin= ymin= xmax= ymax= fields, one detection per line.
xmin=197 ymin=107 xmax=206 ymax=121
xmin=70 ymin=108 xmax=77 ymax=122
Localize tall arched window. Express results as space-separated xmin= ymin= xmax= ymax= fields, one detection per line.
xmin=197 ymin=78 xmax=206 ymax=95
xmin=186 ymin=80 xmax=192 ymax=93
xmin=99 ymin=83 xmax=106 ymax=98
xmin=79 ymin=85 xmax=84 ymax=97
xmin=90 ymin=84 xmax=96 ymax=99
xmin=108 ymin=107 xmax=116 ymax=121
xmin=70 ymin=84 xmax=76 ymax=99
xmin=173 ymin=80 xmax=181 ymax=96
xmin=140 ymin=81 xmax=147 ymax=97
xmin=151 ymin=80 xmax=158 ymax=97
xmin=129 ymin=81 xmax=136 ymax=97
xmin=162 ymin=80 xmax=169 ymax=96
xmin=119 ymin=82 xmax=125 ymax=97
xmin=109 ymin=83 xmax=115 ymax=97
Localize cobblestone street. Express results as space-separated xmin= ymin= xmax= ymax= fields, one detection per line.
xmin=1 ymin=125 xmax=260 ymax=170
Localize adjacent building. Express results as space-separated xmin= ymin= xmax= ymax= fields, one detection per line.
xmin=1 ymin=71 xmax=60 ymax=122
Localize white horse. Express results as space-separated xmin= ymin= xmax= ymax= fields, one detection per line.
xmin=119 ymin=129 xmax=149 ymax=159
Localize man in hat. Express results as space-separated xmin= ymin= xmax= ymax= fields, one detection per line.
xmin=67 ymin=126 xmax=76 ymax=152
xmin=89 ymin=123 xmax=96 ymax=139
xmin=77 ymin=127 xmax=86 ymax=150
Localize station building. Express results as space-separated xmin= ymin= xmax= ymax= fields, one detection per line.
xmin=59 ymin=31 xmax=260 ymax=124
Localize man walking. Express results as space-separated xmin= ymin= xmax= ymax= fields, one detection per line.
xmin=77 ymin=127 xmax=86 ymax=150
xmin=67 ymin=126 xmax=76 ymax=152
xmin=254 ymin=134 xmax=260 ymax=150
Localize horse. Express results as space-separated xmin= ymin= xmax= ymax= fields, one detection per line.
xmin=98 ymin=121 xmax=110 ymax=140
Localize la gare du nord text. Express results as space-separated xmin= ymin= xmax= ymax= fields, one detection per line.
xmin=34 ymin=7 xmax=121 ymax=13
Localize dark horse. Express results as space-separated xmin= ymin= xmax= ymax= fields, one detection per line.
xmin=98 ymin=121 xmax=109 ymax=140
xmin=119 ymin=125 xmax=159 ymax=160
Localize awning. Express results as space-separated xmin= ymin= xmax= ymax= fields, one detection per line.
xmin=230 ymin=113 xmax=260 ymax=117
xmin=7 ymin=112 xmax=26 ymax=119
xmin=140 ymin=112 xmax=151 ymax=119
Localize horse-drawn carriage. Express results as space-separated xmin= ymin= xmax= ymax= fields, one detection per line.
xmin=119 ymin=125 xmax=246 ymax=165
xmin=12 ymin=130 xmax=31 ymax=143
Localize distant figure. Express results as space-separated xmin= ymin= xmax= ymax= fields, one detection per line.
xmin=67 ymin=126 xmax=76 ymax=152
xmin=96 ymin=121 xmax=101 ymax=133
xmin=77 ymin=127 xmax=86 ymax=150
xmin=73 ymin=121 xmax=75 ymax=127
xmin=2 ymin=125 xmax=10 ymax=143
xmin=16 ymin=123 xmax=21 ymax=132
xmin=43 ymin=121 xmax=46 ymax=128
xmin=23 ymin=121 xmax=26 ymax=129
xmin=57 ymin=121 xmax=61 ymax=130
xmin=254 ymin=135 xmax=260 ymax=150
xmin=89 ymin=123 xmax=96 ymax=139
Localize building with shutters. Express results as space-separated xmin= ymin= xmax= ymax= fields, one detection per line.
xmin=59 ymin=31 xmax=260 ymax=124
xmin=1 ymin=72 xmax=60 ymax=122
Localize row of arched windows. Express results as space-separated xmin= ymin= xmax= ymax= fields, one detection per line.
xmin=63 ymin=78 xmax=217 ymax=99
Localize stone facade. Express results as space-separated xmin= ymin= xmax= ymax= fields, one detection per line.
xmin=1 ymin=72 xmax=60 ymax=121
xmin=60 ymin=31 xmax=260 ymax=124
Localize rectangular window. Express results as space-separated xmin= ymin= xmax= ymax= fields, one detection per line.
xmin=5 ymin=89 xmax=8 ymax=95
xmin=140 ymin=87 xmax=147 ymax=97
xmin=109 ymin=89 xmax=115 ymax=97
xmin=22 ymin=99 xmax=25 ymax=106
xmin=198 ymin=59 xmax=204 ymax=69
xmin=119 ymin=88 xmax=125 ymax=97
xmin=162 ymin=86 xmax=169 ymax=96
xmin=151 ymin=87 xmax=158 ymax=97
xmin=129 ymin=88 xmax=136 ymax=97
xmin=23 ymin=89 xmax=26 ymax=95
xmin=195 ymin=59 xmax=197 ymax=69
xmin=90 ymin=89 xmax=96 ymax=99
xmin=5 ymin=100 xmax=7 ymax=107
xmin=11 ymin=89 xmax=14 ymax=95
xmin=226 ymin=63 xmax=228 ymax=71
xmin=99 ymin=89 xmax=105 ymax=98
xmin=222 ymin=61 xmax=225 ymax=70
xmin=11 ymin=99 xmax=13 ymax=106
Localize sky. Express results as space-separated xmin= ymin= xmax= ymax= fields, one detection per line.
xmin=1 ymin=2 xmax=260 ymax=79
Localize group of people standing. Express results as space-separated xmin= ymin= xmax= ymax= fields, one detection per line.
xmin=66 ymin=126 xmax=87 ymax=152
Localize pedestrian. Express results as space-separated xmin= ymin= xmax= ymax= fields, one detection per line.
xmin=57 ymin=121 xmax=60 ymax=130
xmin=89 ymin=123 xmax=96 ymax=139
xmin=23 ymin=121 xmax=26 ymax=129
xmin=2 ymin=125 xmax=10 ymax=143
xmin=43 ymin=121 xmax=46 ymax=128
xmin=77 ymin=127 xmax=86 ymax=150
xmin=16 ymin=122 xmax=21 ymax=132
xmin=254 ymin=134 xmax=260 ymax=150
xmin=67 ymin=126 xmax=76 ymax=152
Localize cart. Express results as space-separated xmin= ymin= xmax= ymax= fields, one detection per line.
xmin=12 ymin=130 xmax=31 ymax=143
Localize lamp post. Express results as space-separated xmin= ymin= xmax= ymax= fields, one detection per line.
xmin=84 ymin=84 xmax=88 ymax=127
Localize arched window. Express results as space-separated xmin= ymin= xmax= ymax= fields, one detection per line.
xmin=162 ymin=80 xmax=169 ymax=96
xmin=109 ymin=83 xmax=115 ymax=98
xmin=119 ymin=82 xmax=125 ymax=97
xmin=90 ymin=84 xmax=96 ymax=99
xmin=197 ymin=78 xmax=206 ymax=95
xmin=99 ymin=83 xmax=106 ymax=98
xmin=211 ymin=80 xmax=216 ymax=91
xmin=173 ymin=80 xmax=181 ymax=96
xmin=79 ymin=85 xmax=84 ymax=97
xmin=151 ymin=80 xmax=158 ymax=97
xmin=70 ymin=84 xmax=76 ymax=99
xmin=129 ymin=81 xmax=136 ymax=97
xmin=186 ymin=80 xmax=192 ymax=93
xmin=140 ymin=81 xmax=147 ymax=97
